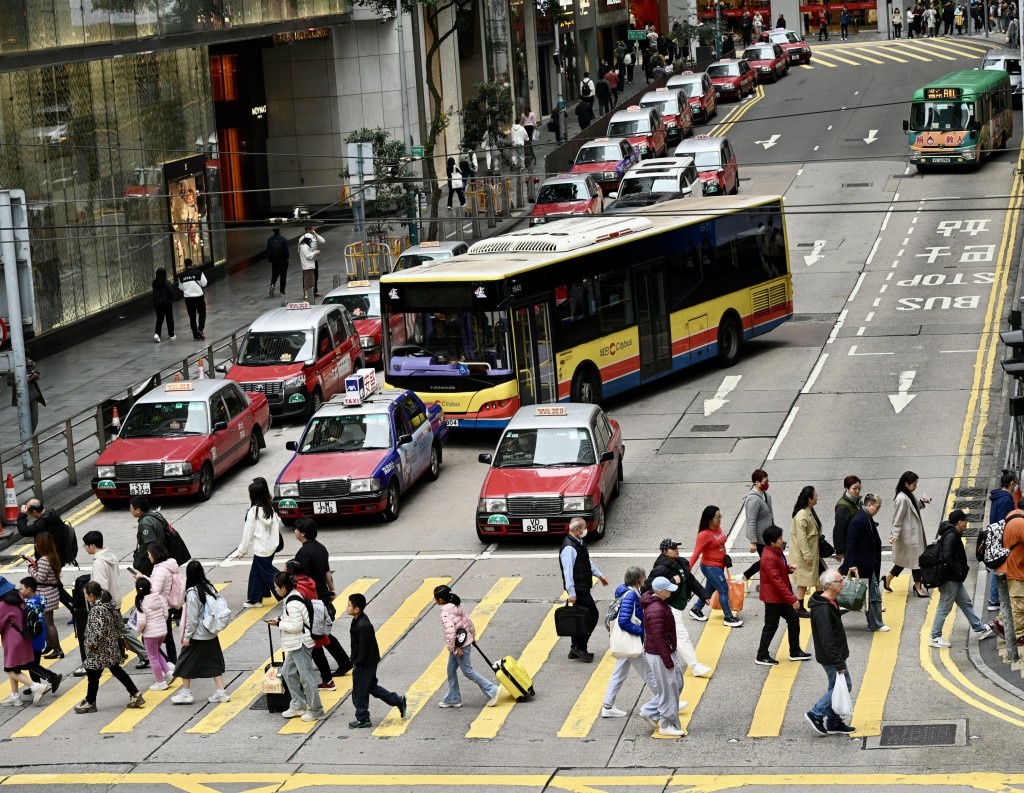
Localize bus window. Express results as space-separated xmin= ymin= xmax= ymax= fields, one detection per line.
xmin=555 ymin=270 xmax=635 ymax=349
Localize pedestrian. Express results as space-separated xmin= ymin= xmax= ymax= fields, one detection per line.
xmin=283 ymin=559 xmax=335 ymax=691
xmin=177 ymin=257 xmax=207 ymax=341
xmin=1002 ymin=508 xmax=1024 ymax=640
xmin=742 ymin=11 xmax=754 ymax=45
xmin=347 ymin=591 xmax=407 ymax=728
xmin=509 ymin=120 xmax=529 ymax=168
xmin=624 ymin=50 xmax=635 ymax=83
xmin=16 ymin=498 xmax=76 ymax=614
xmin=925 ymin=5 xmax=937 ymax=35
xmin=602 ymin=566 xmax=661 ymax=718
xmin=300 ymin=226 xmax=324 ymax=298
xmin=839 ymin=6 xmax=851 ymax=38
xmin=14 ymin=578 xmax=62 ymax=702
xmin=838 ymin=494 xmax=888 ymax=632
xmin=893 ymin=6 xmax=904 ymax=36
xmin=1009 ymin=16 xmax=1020 ymax=47
xmin=152 ymin=268 xmax=176 ymax=343
xmin=640 ymin=576 xmax=686 ymax=737
xmin=433 ymin=584 xmax=500 ymax=709
xmin=73 ymin=581 xmax=145 ymax=713
xmin=129 ymin=496 xmax=168 ymax=577
xmin=135 ymin=542 xmax=180 ymax=664
xmin=647 ymin=539 xmax=711 ymax=677
xmin=818 ymin=8 xmax=829 ymax=39
xmin=0 ymin=587 xmax=50 ymax=706
xmin=942 ymin=0 xmax=955 ymax=32
xmin=689 ymin=505 xmax=744 ymax=627
xmin=133 ymin=577 xmax=171 ymax=691
xmin=25 ymin=532 xmax=62 ymax=658
xmin=791 ymin=486 xmax=823 ymax=611
xmin=559 ymin=516 xmax=610 ymax=662
xmin=742 ymin=469 xmax=775 ymax=587
xmin=520 ymin=107 xmax=537 ymax=141
xmin=777 ymin=13 xmax=787 ymax=27
xmin=833 ymin=476 xmax=861 ymax=564
xmin=169 ymin=561 xmax=229 ymax=704
xmin=579 ymin=71 xmax=596 ymax=106
xmin=596 ymin=76 xmax=612 ymax=116
xmin=446 ymin=157 xmax=466 ymax=210
xmin=805 ymin=570 xmax=856 ymax=735
xmin=885 ymin=470 xmax=931 ymax=599
xmin=294 ymin=519 xmax=352 ymax=675
xmin=928 ymin=510 xmax=994 ymax=647
xmin=954 ymin=3 xmax=965 ymax=31
xmin=907 ymin=5 xmax=916 ymax=36
xmin=6 ymin=356 xmax=45 ymax=434
xmin=754 ymin=11 xmax=764 ymax=36
xmin=265 ymin=570 xmax=323 ymax=721
xmin=233 ymin=478 xmax=283 ymax=608
xmin=298 ymin=232 xmax=319 ymax=304
xmin=575 ymin=99 xmax=595 ymax=130
xmin=757 ymin=526 xmax=813 ymax=665
xmin=605 ymin=67 xmax=620 ymax=107
xmin=266 ymin=228 xmax=289 ymax=297
xmin=987 ymin=470 xmax=1018 ymax=612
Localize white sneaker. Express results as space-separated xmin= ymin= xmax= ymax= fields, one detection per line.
xmin=486 ymin=691 xmax=501 ymax=707
xmin=154 ymin=334 xmax=161 ymax=343
xmin=166 ymin=663 xmax=175 ymax=678
xmin=677 ymin=700 xmax=689 ymax=712
xmin=170 ymin=689 xmax=194 ymax=704
xmin=169 ymin=335 xmax=176 ymax=341
xmin=658 ymin=723 xmax=687 ymax=737
xmin=723 ymin=617 xmax=744 ymax=628
xmin=31 ymin=682 xmax=49 ymax=704
xmin=281 ymin=708 xmax=306 ymax=718
xmin=988 ymin=603 xmax=1001 ymax=612
xmin=149 ymin=680 xmax=169 ymax=691
xmin=242 ymin=602 xmax=260 ymax=608
xmin=691 ymin=663 xmax=712 ymax=677
xmin=438 ymin=701 xmax=462 ymax=708
xmin=876 ymin=625 xmax=891 ymax=632
xmin=974 ymin=627 xmax=994 ymax=640
xmin=601 ymin=706 xmax=627 ymax=718
xmin=208 ymin=690 xmax=231 ymax=703
xmin=1 ymin=693 xmax=23 ymax=707
xmin=929 ymin=636 xmax=951 ymax=648
xmin=301 ymin=711 xmax=323 ymax=722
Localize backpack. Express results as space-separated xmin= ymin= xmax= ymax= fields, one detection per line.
xmin=288 ymin=594 xmax=332 ymax=640
xmin=20 ymin=599 xmax=43 ymax=641
xmin=200 ymin=592 xmax=231 ymax=635
xmin=167 ymin=568 xmax=186 ymax=609
xmin=160 ymin=517 xmax=191 ymax=566
xmin=604 ymin=590 xmax=627 ymax=632
xmin=979 ymin=514 xmax=1016 ymax=569
xmin=580 ymin=80 xmax=593 ymax=98
xmin=60 ymin=521 xmax=79 ymax=568
xmin=268 ymin=234 xmax=287 ymax=260
xmin=918 ymin=536 xmax=950 ymax=588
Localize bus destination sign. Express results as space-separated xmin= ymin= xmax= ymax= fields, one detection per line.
xmin=924 ymin=87 xmax=962 ymax=100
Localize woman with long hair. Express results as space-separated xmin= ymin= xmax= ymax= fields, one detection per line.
xmin=689 ymin=505 xmax=743 ymax=627
xmin=30 ymin=532 xmax=62 ymax=657
xmin=74 ymin=582 xmax=144 ymax=713
xmin=234 ymin=478 xmax=283 ymax=607
xmin=790 ymin=485 xmax=823 ymax=610
xmin=170 ymin=560 xmax=229 ymax=704
xmin=434 ymin=584 xmax=500 ymax=709
xmin=885 ymin=470 xmax=931 ymax=598
xmin=152 ymin=267 xmax=176 ymax=343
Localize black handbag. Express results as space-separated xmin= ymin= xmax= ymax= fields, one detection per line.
xmin=819 ymin=535 xmax=836 ymax=559
xmin=553 ymin=604 xmax=590 ymax=637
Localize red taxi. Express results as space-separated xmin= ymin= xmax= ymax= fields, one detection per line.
xmin=667 ymin=71 xmax=718 ymax=123
xmin=707 ymin=59 xmax=757 ymax=101
xmin=475 ymin=403 xmax=624 ymax=543
xmin=639 ymin=87 xmax=694 ymax=144
xmin=606 ymin=105 xmax=668 ymax=159
xmin=673 ymin=135 xmax=740 ymax=195
xmin=740 ymin=43 xmax=790 ymax=82
xmin=91 ymin=380 xmax=271 ymax=505
xmin=322 ymin=280 xmax=406 ymax=367
xmin=529 ymin=174 xmax=603 ymax=226
xmin=759 ymin=29 xmax=813 ymax=64
xmin=569 ymin=137 xmax=640 ymax=193
xmin=225 ymin=302 xmax=364 ymax=420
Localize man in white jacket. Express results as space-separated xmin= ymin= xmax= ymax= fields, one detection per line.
xmin=300 ymin=227 xmax=325 ymax=299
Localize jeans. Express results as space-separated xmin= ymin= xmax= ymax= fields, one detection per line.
xmin=442 ymin=647 xmax=498 ymax=704
xmin=603 ymin=654 xmax=657 ymax=709
xmin=352 ymin=663 xmax=402 ymax=722
xmin=571 ymin=589 xmax=599 ymax=653
xmin=810 ymin=663 xmax=852 ymax=724
xmin=758 ymin=602 xmax=801 ymax=658
xmin=86 ymin=664 xmax=138 ymax=703
xmin=247 ymin=554 xmax=279 ymax=604
xmin=931 ymin=580 xmax=985 ymax=638
xmin=281 ymin=644 xmax=323 ymax=717
xmin=866 ymin=573 xmax=884 ymax=631
xmin=988 ymin=569 xmax=1001 ymax=606
xmin=184 ymin=296 xmax=206 ymax=337
xmin=694 ymin=565 xmax=735 ymax=620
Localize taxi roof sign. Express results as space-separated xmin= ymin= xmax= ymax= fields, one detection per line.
xmin=165 ymin=382 xmax=194 ymax=392
xmin=694 ymin=134 xmax=711 ymax=139
xmin=344 ymin=367 xmax=379 ymax=406
xmin=419 ymin=241 xmax=440 ymax=247
xmin=684 ymin=70 xmax=694 ymax=74
xmin=287 ymin=301 xmax=310 ymax=310
xmin=655 ymin=87 xmax=668 ymax=92
xmin=593 ymin=136 xmax=609 ymax=142
xmin=626 ymin=105 xmax=641 ymax=111
xmin=349 ymin=280 xmax=370 ymax=288
xmin=534 ymin=405 xmax=567 ymax=417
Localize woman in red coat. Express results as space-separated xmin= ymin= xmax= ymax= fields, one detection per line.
xmin=755 ymin=526 xmax=813 ymax=666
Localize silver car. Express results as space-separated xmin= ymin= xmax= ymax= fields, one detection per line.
xmin=982 ymin=49 xmax=1022 ymax=107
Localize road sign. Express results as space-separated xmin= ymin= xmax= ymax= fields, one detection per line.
xmin=411 ymin=145 xmax=424 ymax=157
xmin=628 ymin=29 xmax=647 ymax=40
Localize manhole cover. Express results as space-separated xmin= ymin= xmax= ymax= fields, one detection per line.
xmin=250 ymin=695 xmax=270 ymax=711
xmin=880 ymin=723 xmax=957 ymax=747
xmin=843 ymin=182 xmax=872 ymax=187
xmin=691 ymin=424 xmax=729 ymax=432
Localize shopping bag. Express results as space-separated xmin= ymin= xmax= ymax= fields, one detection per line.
xmin=261 ymin=666 xmax=285 ymax=695
xmin=837 ymin=573 xmax=868 ymax=611
xmin=710 ymin=570 xmax=745 ymax=612
xmin=831 ymin=672 xmax=853 ymax=720
xmin=609 ymin=621 xmax=643 ymax=659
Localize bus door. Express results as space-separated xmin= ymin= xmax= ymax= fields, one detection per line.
xmin=512 ymin=299 xmax=557 ymax=405
xmin=633 ymin=263 xmax=673 ymax=380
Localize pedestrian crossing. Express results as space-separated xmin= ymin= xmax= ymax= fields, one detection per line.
xmin=806 ymin=36 xmax=993 ymax=68
xmin=0 ymin=572 xmax=992 ymax=742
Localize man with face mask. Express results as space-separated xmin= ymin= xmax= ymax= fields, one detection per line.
xmin=559 ymin=517 xmax=609 ymax=662
xmin=742 ymin=469 xmax=776 ymax=586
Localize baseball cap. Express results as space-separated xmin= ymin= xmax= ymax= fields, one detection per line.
xmin=948 ymin=509 xmax=969 ymax=524
xmin=651 ymin=576 xmax=678 ymax=592
xmin=660 ymin=538 xmax=679 ymax=552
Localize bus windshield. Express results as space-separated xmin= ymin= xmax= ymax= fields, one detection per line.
xmin=909 ymin=101 xmax=975 ymax=131
xmin=386 ymin=309 xmax=514 ymax=379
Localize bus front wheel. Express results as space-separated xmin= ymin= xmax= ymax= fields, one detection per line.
xmin=717 ymin=315 xmax=743 ymax=367
xmin=571 ymin=365 xmax=602 ymax=404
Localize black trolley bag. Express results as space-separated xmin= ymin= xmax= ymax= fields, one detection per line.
xmin=263 ymin=623 xmax=291 ymax=712
xmin=473 ymin=640 xmax=535 ymax=700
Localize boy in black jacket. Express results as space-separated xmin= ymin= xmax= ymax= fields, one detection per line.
xmin=347 ymin=593 xmax=406 ymax=728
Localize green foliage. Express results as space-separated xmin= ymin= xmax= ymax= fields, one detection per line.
xmin=345 ymin=128 xmax=417 ymax=225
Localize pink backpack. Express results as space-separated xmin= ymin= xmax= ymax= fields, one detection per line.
xmin=167 ymin=568 xmax=185 ymax=609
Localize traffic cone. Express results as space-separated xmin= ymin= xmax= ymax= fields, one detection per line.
xmin=197 ymin=357 xmax=206 ymax=380
xmin=111 ymin=406 xmax=121 ymax=432
xmin=3 ymin=473 xmax=17 ymax=532
xmin=174 ymin=373 xmax=181 ymax=382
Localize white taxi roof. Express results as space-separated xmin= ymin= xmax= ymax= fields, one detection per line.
xmin=668 ymin=72 xmax=703 ymax=85
xmin=318 ymin=388 xmax=410 ymax=417
xmin=609 ymin=106 xmax=655 ymax=121
xmin=578 ymin=136 xmax=631 ymax=151
xmin=247 ymin=303 xmax=342 ymax=334
xmin=539 ymin=173 xmax=592 ymax=187
xmin=673 ymin=136 xmax=728 ymax=152
xmin=324 ymin=280 xmax=379 ymax=299
xmin=640 ymin=89 xmax=682 ymax=106
xmin=136 ymin=379 xmax=232 ymax=404
xmin=504 ymin=402 xmax=603 ymax=432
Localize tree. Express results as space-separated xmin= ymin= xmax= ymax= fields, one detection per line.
xmin=461 ymin=81 xmax=515 ymax=174
xmin=344 ymin=127 xmax=417 ymax=235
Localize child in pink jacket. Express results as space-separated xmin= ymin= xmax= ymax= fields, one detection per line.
xmin=134 ymin=578 xmax=170 ymax=691
xmin=433 ymin=584 xmax=500 ymax=709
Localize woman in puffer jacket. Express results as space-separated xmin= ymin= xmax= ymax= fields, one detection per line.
xmin=135 ymin=542 xmax=180 ymax=664
xmin=134 ymin=578 xmax=170 ymax=691
xmin=433 ymin=584 xmax=500 ymax=709
xmin=601 ymin=566 xmax=658 ymax=718
xmin=233 ymin=479 xmax=283 ymax=607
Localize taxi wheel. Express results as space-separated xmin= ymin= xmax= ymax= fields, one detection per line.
xmin=382 ymin=480 xmax=401 ymax=522
xmin=245 ymin=433 xmax=261 ymax=466
xmin=308 ymin=387 xmax=324 ymax=418
xmin=197 ymin=463 xmax=214 ymax=502
xmin=426 ymin=443 xmax=441 ymax=482
xmin=591 ymin=504 xmax=607 ymax=541
xmin=717 ymin=315 xmax=743 ymax=367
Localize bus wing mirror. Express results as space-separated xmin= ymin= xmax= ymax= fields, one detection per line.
xmin=902 ymin=120 xmax=909 ymax=132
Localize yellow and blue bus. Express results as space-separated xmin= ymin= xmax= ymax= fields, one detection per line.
xmin=904 ymin=69 xmax=1013 ymax=171
xmin=379 ymin=195 xmax=793 ymax=428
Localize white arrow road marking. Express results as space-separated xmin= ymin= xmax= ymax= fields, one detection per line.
xmin=755 ymin=134 xmax=781 ymax=149
xmin=703 ymin=375 xmax=742 ymax=416
xmin=803 ymin=239 xmax=827 ymax=266
xmin=864 ymin=129 xmax=879 ymax=144
xmin=848 ymin=345 xmax=893 ymax=356
xmin=888 ymin=370 xmax=917 ymax=414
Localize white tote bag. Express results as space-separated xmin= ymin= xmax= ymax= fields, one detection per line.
xmin=609 ymin=595 xmax=643 ymax=659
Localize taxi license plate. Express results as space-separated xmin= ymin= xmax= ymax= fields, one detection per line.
xmin=932 ymin=157 xmax=951 ymax=163
xmin=445 ymin=418 xmax=459 ymax=427
xmin=129 ymin=483 xmax=151 ymax=496
xmin=523 ymin=518 xmax=548 ymax=533
xmin=313 ymin=501 xmax=337 ymax=514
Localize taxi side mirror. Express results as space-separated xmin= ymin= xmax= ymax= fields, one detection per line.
xmin=397 ymin=433 xmax=413 ymax=446
xmin=479 ymin=453 xmax=493 ymax=464
xmin=212 ymin=421 xmax=228 ymax=432
xmin=600 ymin=450 xmax=615 ymax=462
xmin=609 ymin=192 xmax=618 ymax=199
xmin=215 ymin=364 xmax=228 ymax=374
xmin=285 ymin=441 xmax=298 ymax=451
xmin=902 ymin=120 xmax=910 ymax=132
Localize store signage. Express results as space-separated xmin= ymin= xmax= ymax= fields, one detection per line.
xmin=273 ymin=28 xmax=330 ymax=45
xmin=251 ymin=105 xmax=267 ymax=118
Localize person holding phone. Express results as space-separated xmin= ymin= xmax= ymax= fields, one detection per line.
xmin=885 ymin=471 xmax=931 ymax=598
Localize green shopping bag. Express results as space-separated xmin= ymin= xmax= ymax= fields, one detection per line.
xmin=837 ymin=573 xmax=868 ymax=611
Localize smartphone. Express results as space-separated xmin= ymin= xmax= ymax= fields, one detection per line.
xmin=126 ymin=567 xmax=138 ymax=576
xmin=21 ymin=555 xmax=33 ymax=563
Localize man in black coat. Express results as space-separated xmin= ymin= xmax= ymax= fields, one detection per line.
xmin=346 ymin=592 xmax=405 ymax=729
xmin=19 ymin=498 xmax=76 ymax=611
xmin=266 ymin=228 xmax=289 ymax=297
xmin=839 ymin=494 xmax=886 ymax=631
xmin=294 ymin=519 xmax=352 ymax=675
xmin=575 ymin=100 xmax=595 ymax=130
xmin=927 ymin=510 xmax=992 ymax=647
xmin=646 ymin=538 xmax=711 ymax=676
xmin=806 ymin=570 xmax=855 ymax=735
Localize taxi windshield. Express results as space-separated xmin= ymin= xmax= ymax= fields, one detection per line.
xmin=299 ymin=412 xmax=392 ymax=452
xmin=676 ymin=148 xmax=722 ymax=168
xmin=323 ymin=291 xmax=380 ymax=318
xmin=608 ymin=118 xmax=650 ymax=136
xmin=672 ymin=80 xmax=699 ymax=98
xmin=909 ymin=101 xmax=975 ymax=131
xmin=238 ymin=331 xmax=313 ymax=365
xmin=984 ymin=57 xmax=1022 ymax=74
xmin=640 ymin=98 xmax=677 ymax=115
xmin=493 ymin=427 xmax=596 ymax=467
xmin=537 ymin=182 xmax=585 ymax=203
xmin=707 ymin=63 xmax=740 ymax=78
xmin=744 ymin=47 xmax=773 ymax=60
xmin=575 ymin=144 xmax=622 ymax=164
xmin=784 ymin=32 xmax=801 ymax=42
xmin=119 ymin=400 xmax=208 ymax=438
xmin=621 ymin=175 xmax=680 ymax=195
xmin=386 ymin=309 xmax=514 ymax=379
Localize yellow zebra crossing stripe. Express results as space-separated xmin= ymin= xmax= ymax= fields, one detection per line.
xmin=0 ymin=544 xmax=33 ymax=573
xmin=882 ymin=43 xmax=933 ymax=61
xmin=899 ymin=41 xmax=957 ymax=60
xmin=373 ymin=576 xmax=521 ymax=737
xmin=855 ymin=46 xmax=910 ymax=63
xmin=844 ymin=48 xmax=885 ymax=64
xmin=851 ymin=576 xmax=909 ymax=736
xmin=814 ymin=51 xmax=863 ymax=66
xmin=279 ymin=577 xmax=451 ymax=734
xmin=557 ymin=649 xmax=618 ymax=738
xmin=747 ymin=627 xmax=812 ymax=737
xmin=186 ymin=578 xmax=377 ymax=734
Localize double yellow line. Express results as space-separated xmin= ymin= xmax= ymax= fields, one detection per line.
xmin=711 ymin=85 xmax=765 ymax=138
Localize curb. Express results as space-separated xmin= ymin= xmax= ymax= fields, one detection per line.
xmin=969 ymin=564 xmax=1024 ymax=701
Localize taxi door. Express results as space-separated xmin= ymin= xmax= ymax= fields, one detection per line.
xmin=392 ymin=407 xmax=416 ymax=490
xmin=329 ymin=308 xmax=359 ymax=393
xmin=648 ymin=108 xmax=667 ymax=157
xmin=222 ymin=384 xmax=254 ymax=462
xmin=702 ymin=74 xmax=718 ymax=119
xmin=721 ymin=139 xmax=739 ymax=193
xmin=208 ymin=392 xmax=237 ymax=473
xmin=398 ymin=393 xmax=432 ymax=482
xmin=591 ymin=411 xmax=618 ymax=500
xmin=311 ymin=320 xmax=340 ymax=399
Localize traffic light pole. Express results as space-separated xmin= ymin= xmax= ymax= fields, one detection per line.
xmin=0 ymin=191 xmax=34 ymax=474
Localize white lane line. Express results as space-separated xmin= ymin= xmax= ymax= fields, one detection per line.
xmin=728 ymin=507 xmax=748 ymax=549
xmin=881 ymin=208 xmax=893 ymax=231
xmin=912 ymin=217 xmax=918 ymax=224
xmin=849 ymin=345 xmax=894 ymax=356
xmin=797 ymin=168 xmax=803 ymax=176
xmin=866 ymin=238 xmax=881 ymax=264
xmin=826 ymin=309 xmax=848 ymax=344
xmin=865 ymin=311 xmax=875 ymax=321
xmin=898 ymin=249 xmax=905 ymax=256
xmin=873 ymin=298 xmax=881 ymax=307
xmin=857 ymin=327 xmax=865 ymax=336
xmin=766 ymin=406 xmax=799 ymax=461
xmin=828 ymin=125 xmax=833 ymax=130
xmin=907 ymin=227 xmax=915 ymax=234
xmin=848 ymin=273 xmax=866 ymax=301
xmin=880 ymin=284 xmax=887 ymax=293
xmin=885 ymin=272 xmax=894 ymax=281
xmin=940 ymin=349 xmax=979 ymax=354
xmin=902 ymin=239 xmax=909 ymax=246
xmin=814 ymin=145 xmax=820 ymax=151
xmin=891 ymin=261 xmax=899 ymax=268
xmin=802 ymin=352 xmax=830 ymax=393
